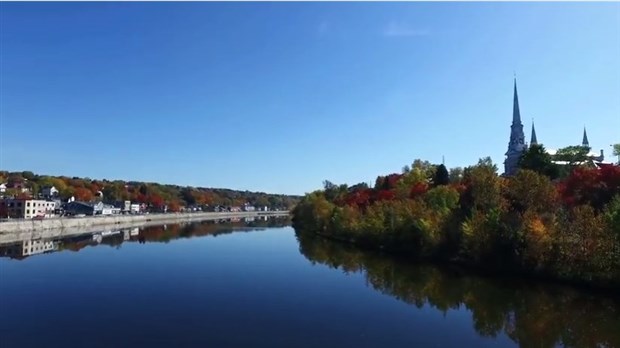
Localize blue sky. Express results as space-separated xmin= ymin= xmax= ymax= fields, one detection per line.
xmin=1 ymin=2 xmax=619 ymax=195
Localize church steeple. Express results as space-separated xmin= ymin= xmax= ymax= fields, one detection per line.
xmin=504 ymin=76 xmax=526 ymax=176
xmin=530 ymin=120 xmax=538 ymax=146
xmin=582 ymin=127 xmax=589 ymax=147
xmin=513 ymin=78 xmax=522 ymax=126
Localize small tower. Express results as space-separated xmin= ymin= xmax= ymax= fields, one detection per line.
xmin=582 ymin=127 xmax=590 ymax=147
xmin=504 ymin=77 xmax=526 ymax=176
xmin=530 ymin=119 xmax=538 ymax=146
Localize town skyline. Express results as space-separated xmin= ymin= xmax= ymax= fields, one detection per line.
xmin=1 ymin=2 xmax=618 ymax=195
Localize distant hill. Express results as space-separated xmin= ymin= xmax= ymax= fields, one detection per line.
xmin=0 ymin=171 xmax=301 ymax=212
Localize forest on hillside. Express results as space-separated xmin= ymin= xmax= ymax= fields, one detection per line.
xmin=0 ymin=171 xmax=301 ymax=212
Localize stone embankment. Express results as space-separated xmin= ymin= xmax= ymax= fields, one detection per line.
xmin=0 ymin=211 xmax=289 ymax=235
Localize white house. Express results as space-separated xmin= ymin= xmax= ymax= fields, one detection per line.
xmin=0 ymin=199 xmax=57 ymax=219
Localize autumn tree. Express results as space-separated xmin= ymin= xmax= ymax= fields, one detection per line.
xmin=461 ymin=157 xmax=502 ymax=213
xmin=505 ymin=169 xmax=558 ymax=214
xmin=559 ymin=165 xmax=620 ymax=210
xmin=74 ymin=187 xmax=94 ymax=202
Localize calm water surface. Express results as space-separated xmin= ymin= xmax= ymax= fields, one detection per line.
xmin=1 ymin=218 xmax=618 ymax=348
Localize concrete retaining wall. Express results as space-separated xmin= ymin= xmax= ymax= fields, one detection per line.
xmin=0 ymin=211 xmax=289 ymax=234
xmin=0 ymin=212 xmax=290 ymax=245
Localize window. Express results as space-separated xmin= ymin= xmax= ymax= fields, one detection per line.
xmin=26 ymin=210 xmax=29 ymax=214
xmin=27 ymin=202 xmax=31 ymax=207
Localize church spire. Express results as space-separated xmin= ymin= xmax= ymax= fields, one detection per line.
xmin=504 ymin=76 xmax=526 ymax=176
xmin=582 ymin=126 xmax=589 ymax=147
xmin=530 ymin=119 xmax=538 ymax=145
xmin=512 ymin=78 xmax=522 ymax=126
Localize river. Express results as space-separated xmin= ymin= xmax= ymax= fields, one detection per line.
xmin=0 ymin=218 xmax=618 ymax=347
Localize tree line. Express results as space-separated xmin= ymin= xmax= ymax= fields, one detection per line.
xmin=0 ymin=171 xmax=300 ymax=212
xmin=292 ymin=144 xmax=620 ymax=288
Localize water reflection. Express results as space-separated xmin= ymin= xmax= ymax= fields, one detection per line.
xmin=295 ymin=231 xmax=620 ymax=348
xmin=0 ymin=216 xmax=290 ymax=260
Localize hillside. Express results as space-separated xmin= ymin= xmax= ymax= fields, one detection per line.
xmin=0 ymin=171 xmax=301 ymax=212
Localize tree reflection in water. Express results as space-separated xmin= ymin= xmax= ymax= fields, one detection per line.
xmin=295 ymin=231 xmax=620 ymax=348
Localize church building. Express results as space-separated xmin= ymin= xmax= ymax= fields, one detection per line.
xmin=503 ymin=78 xmax=606 ymax=176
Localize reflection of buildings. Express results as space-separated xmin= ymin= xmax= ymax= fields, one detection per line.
xmin=23 ymin=240 xmax=58 ymax=256
xmin=0 ymin=239 xmax=59 ymax=258
xmin=0 ymin=216 xmax=291 ymax=259
xmin=123 ymin=228 xmax=139 ymax=240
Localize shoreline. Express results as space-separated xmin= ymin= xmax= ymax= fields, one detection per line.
xmin=0 ymin=211 xmax=289 ymax=236
xmin=309 ymin=230 xmax=620 ymax=294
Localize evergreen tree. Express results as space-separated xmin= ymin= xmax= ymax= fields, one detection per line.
xmin=433 ymin=164 xmax=450 ymax=186
xmin=519 ymin=144 xmax=560 ymax=180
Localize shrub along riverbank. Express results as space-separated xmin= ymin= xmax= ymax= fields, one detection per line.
xmin=292 ymin=157 xmax=620 ymax=289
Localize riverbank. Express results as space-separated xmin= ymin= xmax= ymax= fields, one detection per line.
xmin=307 ymin=229 xmax=620 ymax=293
xmin=0 ymin=211 xmax=289 ymax=234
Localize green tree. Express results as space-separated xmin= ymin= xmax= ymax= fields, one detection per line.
xmin=323 ymin=180 xmax=347 ymax=202
xmin=554 ymin=145 xmax=592 ymax=167
xmin=21 ymin=171 xmax=36 ymax=181
xmin=518 ymin=144 xmax=559 ymax=179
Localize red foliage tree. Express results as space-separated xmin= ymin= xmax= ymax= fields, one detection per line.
xmin=345 ymin=189 xmax=374 ymax=209
xmin=558 ymin=166 xmax=620 ymax=210
xmin=74 ymin=187 xmax=94 ymax=202
xmin=385 ymin=174 xmax=403 ymax=190
xmin=132 ymin=193 xmax=148 ymax=204
xmin=375 ymin=189 xmax=396 ymax=202
xmin=409 ymin=182 xmax=429 ymax=199
xmin=148 ymin=194 xmax=164 ymax=209
xmin=89 ymin=182 xmax=101 ymax=193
